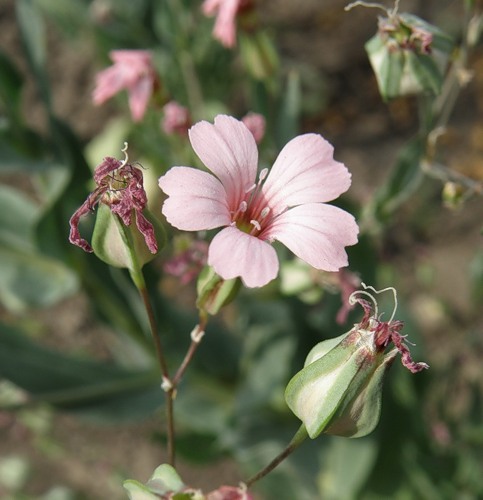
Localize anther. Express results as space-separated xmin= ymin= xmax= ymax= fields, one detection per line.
xmin=260 ymin=207 xmax=270 ymax=218
xmin=250 ymin=219 xmax=261 ymax=231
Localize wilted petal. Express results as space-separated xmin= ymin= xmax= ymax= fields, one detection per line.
xmin=266 ymin=203 xmax=359 ymax=271
xmin=159 ymin=167 xmax=231 ymax=231
xmin=69 ymin=199 xmax=95 ymax=252
xmin=135 ymin=211 xmax=158 ymax=254
xmin=262 ymin=134 xmax=352 ymax=214
xmin=208 ymin=226 xmax=278 ymax=287
xmin=189 ymin=115 xmax=258 ymax=210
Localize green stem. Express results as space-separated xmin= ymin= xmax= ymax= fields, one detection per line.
xmin=245 ymin=425 xmax=308 ymax=488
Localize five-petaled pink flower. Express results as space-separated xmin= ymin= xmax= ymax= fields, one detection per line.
xmin=69 ymin=155 xmax=158 ymax=254
xmin=92 ymin=50 xmax=156 ymax=122
xmin=202 ymin=0 xmax=251 ymax=48
xmin=159 ymin=115 xmax=358 ymax=288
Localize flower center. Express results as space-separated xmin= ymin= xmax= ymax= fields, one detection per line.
xmin=231 ymin=168 xmax=272 ymax=238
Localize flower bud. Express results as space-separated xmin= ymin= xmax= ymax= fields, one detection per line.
xmin=365 ymin=12 xmax=454 ymax=100
xmin=285 ymin=284 xmax=428 ymax=439
xmin=69 ymin=145 xmax=165 ymax=272
xmin=196 ymin=265 xmax=241 ymax=316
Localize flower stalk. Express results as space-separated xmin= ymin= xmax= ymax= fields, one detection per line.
xmin=245 ymin=425 xmax=308 ymax=487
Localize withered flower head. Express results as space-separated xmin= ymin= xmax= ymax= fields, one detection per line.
xmin=69 ymin=144 xmax=158 ymax=255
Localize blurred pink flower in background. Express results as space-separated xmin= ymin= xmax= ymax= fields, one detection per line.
xmin=92 ymin=50 xmax=155 ymax=122
xmin=206 ymin=484 xmax=253 ymax=500
xmin=162 ymin=101 xmax=192 ymax=136
xmin=241 ymin=112 xmax=266 ymax=144
xmin=159 ymin=115 xmax=358 ymax=288
xmin=202 ymin=0 xmax=250 ymax=48
xmin=163 ymin=237 xmax=208 ymax=284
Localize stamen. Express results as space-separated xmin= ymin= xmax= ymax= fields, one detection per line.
xmin=258 ymin=168 xmax=269 ymax=182
xmin=120 ymin=142 xmax=129 ymax=168
xmin=245 ymin=183 xmax=257 ymax=194
xmin=260 ymin=207 xmax=270 ymax=218
xmin=349 ymin=289 xmax=379 ymax=318
xmin=250 ymin=219 xmax=261 ymax=232
xmin=232 ymin=201 xmax=248 ymax=222
xmin=361 ymin=283 xmax=398 ymax=323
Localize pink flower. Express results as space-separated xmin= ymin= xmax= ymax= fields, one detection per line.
xmin=159 ymin=115 xmax=358 ymax=288
xmin=202 ymin=0 xmax=248 ymax=48
xmin=241 ymin=112 xmax=266 ymax=144
xmin=163 ymin=237 xmax=208 ymax=284
xmin=92 ymin=50 xmax=155 ymax=122
xmin=162 ymin=101 xmax=192 ymax=136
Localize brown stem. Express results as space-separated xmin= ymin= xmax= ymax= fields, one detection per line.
xmin=172 ymin=313 xmax=208 ymax=386
xmin=138 ymin=286 xmax=176 ymax=465
xmin=139 ymin=287 xmax=169 ymax=379
xmin=245 ymin=425 xmax=308 ymax=488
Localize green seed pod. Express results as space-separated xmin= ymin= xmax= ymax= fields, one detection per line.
xmin=364 ymin=12 xmax=454 ymax=100
xmin=285 ymin=284 xmax=428 ymax=439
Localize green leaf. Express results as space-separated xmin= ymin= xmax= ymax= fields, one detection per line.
xmin=0 ymin=247 xmax=78 ymax=312
xmin=0 ymin=136 xmax=53 ymax=174
xmin=0 ymin=323 xmax=161 ymax=421
xmin=276 ymin=70 xmax=301 ymax=148
xmin=16 ymin=0 xmax=52 ymax=112
xmin=0 ymin=186 xmax=38 ymax=251
xmin=365 ymin=137 xmax=425 ymax=227
xmin=0 ymin=50 xmax=23 ymax=123
xmin=36 ymin=0 xmax=89 ymax=38
xmin=318 ymin=438 xmax=378 ymax=499
xmin=470 ymin=248 xmax=483 ymax=304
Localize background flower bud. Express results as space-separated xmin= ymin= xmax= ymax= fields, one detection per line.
xmin=365 ymin=13 xmax=454 ymax=100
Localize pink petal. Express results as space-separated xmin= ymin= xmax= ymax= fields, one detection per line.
xmin=265 ymin=203 xmax=359 ymax=271
xmin=212 ymin=0 xmax=239 ymax=48
xmin=92 ymin=66 xmax=126 ymax=105
xmin=159 ymin=167 xmax=231 ymax=231
xmin=128 ymin=75 xmax=153 ymax=121
xmin=110 ymin=50 xmax=152 ymax=67
xmin=208 ymin=226 xmax=279 ymax=287
xmin=188 ymin=115 xmax=258 ymax=211
xmin=202 ymin=0 xmax=221 ymax=16
xmin=262 ymin=134 xmax=352 ymax=214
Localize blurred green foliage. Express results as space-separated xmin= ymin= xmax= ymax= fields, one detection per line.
xmin=0 ymin=1 xmax=482 ymax=499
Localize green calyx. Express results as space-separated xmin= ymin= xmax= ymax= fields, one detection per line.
xmin=285 ymin=328 xmax=397 ymax=439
